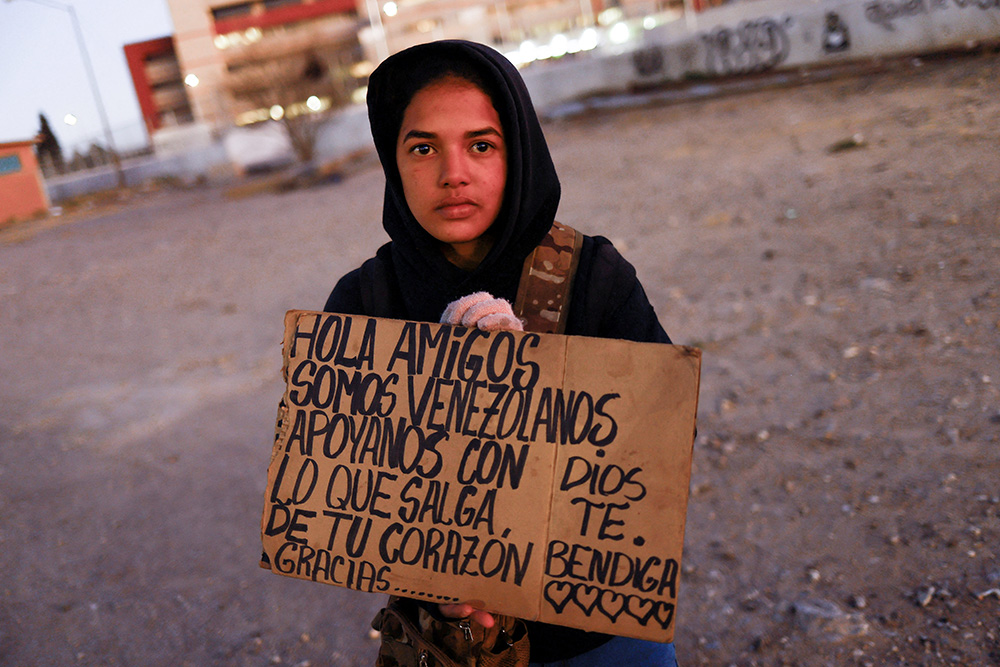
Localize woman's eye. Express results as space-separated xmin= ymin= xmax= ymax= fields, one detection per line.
xmin=471 ymin=141 xmax=492 ymax=154
xmin=410 ymin=144 xmax=433 ymax=156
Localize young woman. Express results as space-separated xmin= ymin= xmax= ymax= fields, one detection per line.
xmin=325 ymin=39 xmax=678 ymax=667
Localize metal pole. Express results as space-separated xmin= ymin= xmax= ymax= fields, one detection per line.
xmin=7 ymin=0 xmax=125 ymax=187
xmin=66 ymin=3 xmax=125 ymax=187
xmin=492 ymin=0 xmax=513 ymax=49
xmin=683 ymin=0 xmax=697 ymax=31
xmin=364 ymin=0 xmax=389 ymax=63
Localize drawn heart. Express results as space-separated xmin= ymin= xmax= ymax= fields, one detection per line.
xmin=597 ymin=589 xmax=626 ymax=622
xmin=572 ymin=584 xmax=600 ymax=616
xmin=652 ymin=601 xmax=675 ymax=630
xmin=543 ymin=581 xmax=573 ymax=614
xmin=625 ymin=595 xmax=655 ymax=626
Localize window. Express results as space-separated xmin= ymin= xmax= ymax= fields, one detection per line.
xmin=212 ymin=2 xmax=254 ymax=21
xmin=0 ymin=154 xmax=22 ymax=176
xmin=263 ymin=0 xmax=302 ymax=9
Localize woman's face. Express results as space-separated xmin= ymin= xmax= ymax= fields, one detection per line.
xmin=396 ymin=76 xmax=507 ymax=270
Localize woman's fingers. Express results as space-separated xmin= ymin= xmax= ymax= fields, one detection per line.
xmin=437 ymin=601 xmax=496 ymax=628
xmin=467 ymin=608 xmax=496 ymax=628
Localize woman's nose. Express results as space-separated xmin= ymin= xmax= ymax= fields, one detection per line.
xmin=439 ymin=149 xmax=470 ymax=188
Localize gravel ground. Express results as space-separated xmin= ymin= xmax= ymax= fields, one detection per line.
xmin=1 ymin=51 xmax=998 ymax=666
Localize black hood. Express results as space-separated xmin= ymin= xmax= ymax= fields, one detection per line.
xmin=366 ymin=40 xmax=561 ymax=321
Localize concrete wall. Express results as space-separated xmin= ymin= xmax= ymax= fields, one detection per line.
xmin=525 ymin=0 xmax=1000 ymax=107
xmin=44 ymin=108 xmax=373 ymax=202
xmin=45 ymin=143 xmax=229 ymax=202
xmin=313 ymin=103 xmax=374 ymax=162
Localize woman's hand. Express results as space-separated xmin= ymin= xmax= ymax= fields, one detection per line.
xmin=440 ymin=292 xmax=523 ymax=331
xmin=438 ymin=600 xmax=496 ymax=628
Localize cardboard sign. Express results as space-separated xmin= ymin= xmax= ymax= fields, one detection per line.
xmin=261 ymin=311 xmax=700 ymax=642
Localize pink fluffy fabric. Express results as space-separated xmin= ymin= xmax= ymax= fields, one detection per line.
xmin=440 ymin=292 xmax=524 ymax=331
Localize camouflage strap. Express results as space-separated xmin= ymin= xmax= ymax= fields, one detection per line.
xmin=373 ymin=598 xmax=462 ymax=667
xmin=373 ymin=596 xmax=528 ymax=667
xmin=513 ymin=221 xmax=582 ymax=335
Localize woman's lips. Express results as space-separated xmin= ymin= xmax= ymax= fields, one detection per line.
xmin=436 ymin=197 xmax=478 ymax=219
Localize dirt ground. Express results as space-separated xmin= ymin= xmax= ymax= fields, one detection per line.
xmin=1 ymin=52 xmax=998 ymax=667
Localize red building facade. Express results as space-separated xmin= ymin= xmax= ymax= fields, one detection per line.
xmin=0 ymin=140 xmax=50 ymax=224
xmin=123 ymin=36 xmax=194 ymax=138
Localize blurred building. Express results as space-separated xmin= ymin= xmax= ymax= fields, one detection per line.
xmin=123 ymin=36 xmax=195 ymax=137
xmin=359 ymin=0 xmax=672 ymax=60
xmin=165 ymin=0 xmax=360 ymax=131
xmin=0 ymin=139 xmax=50 ymax=223
xmin=126 ymin=0 xmax=694 ymax=154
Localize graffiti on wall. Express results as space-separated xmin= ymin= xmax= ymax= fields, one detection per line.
xmin=632 ymin=46 xmax=667 ymax=77
xmin=865 ymin=0 xmax=1000 ymax=31
xmin=700 ymin=17 xmax=794 ymax=76
xmin=823 ymin=12 xmax=852 ymax=53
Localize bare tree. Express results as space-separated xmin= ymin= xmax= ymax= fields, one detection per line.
xmin=224 ymin=30 xmax=363 ymax=163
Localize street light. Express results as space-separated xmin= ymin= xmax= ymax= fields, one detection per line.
xmin=5 ymin=0 xmax=125 ymax=187
xmin=682 ymin=0 xmax=698 ymax=31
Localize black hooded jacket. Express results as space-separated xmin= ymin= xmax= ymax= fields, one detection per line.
xmin=324 ymin=40 xmax=671 ymax=661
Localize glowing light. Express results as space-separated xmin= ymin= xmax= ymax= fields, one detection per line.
xmin=269 ymin=105 xmax=285 ymax=121
xmin=383 ymin=1 xmax=397 ymax=16
xmin=597 ymin=7 xmax=623 ymax=26
xmin=184 ymin=73 xmax=200 ymax=87
xmin=351 ymin=86 xmax=368 ymax=105
xmin=519 ymin=39 xmax=537 ymax=64
xmin=503 ymin=50 xmax=525 ymax=67
xmin=214 ymin=34 xmax=229 ymax=50
xmin=246 ymin=27 xmax=262 ymax=42
xmin=643 ymin=16 xmax=657 ymax=30
xmin=579 ymin=28 xmax=599 ymax=51
xmin=63 ymin=114 xmax=77 ymax=126
xmin=306 ymin=95 xmax=322 ymax=111
xmin=350 ymin=61 xmax=375 ymax=78
xmin=235 ymin=108 xmax=271 ymax=126
xmin=550 ymin=33 xmax=568 ymax=58
xmin=609 ymin=22 xmax=631 ymax=45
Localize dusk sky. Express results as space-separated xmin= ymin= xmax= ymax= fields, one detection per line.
xmin=1 ymin=0 xmax=175 ymax=153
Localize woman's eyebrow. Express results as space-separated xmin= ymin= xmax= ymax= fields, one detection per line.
xmin=467 ymin=127 xmax=502 ymax=140
xmin=401 ymin=129 xmax=436 ymax=142
xmin=400 ymin=127 xmax=503 ymax=143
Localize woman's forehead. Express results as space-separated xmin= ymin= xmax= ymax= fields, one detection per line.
xmin=406 ymin=75 xmax=489 ymax=109
xmin=399 ymin=78 xmax=502 ymax=134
